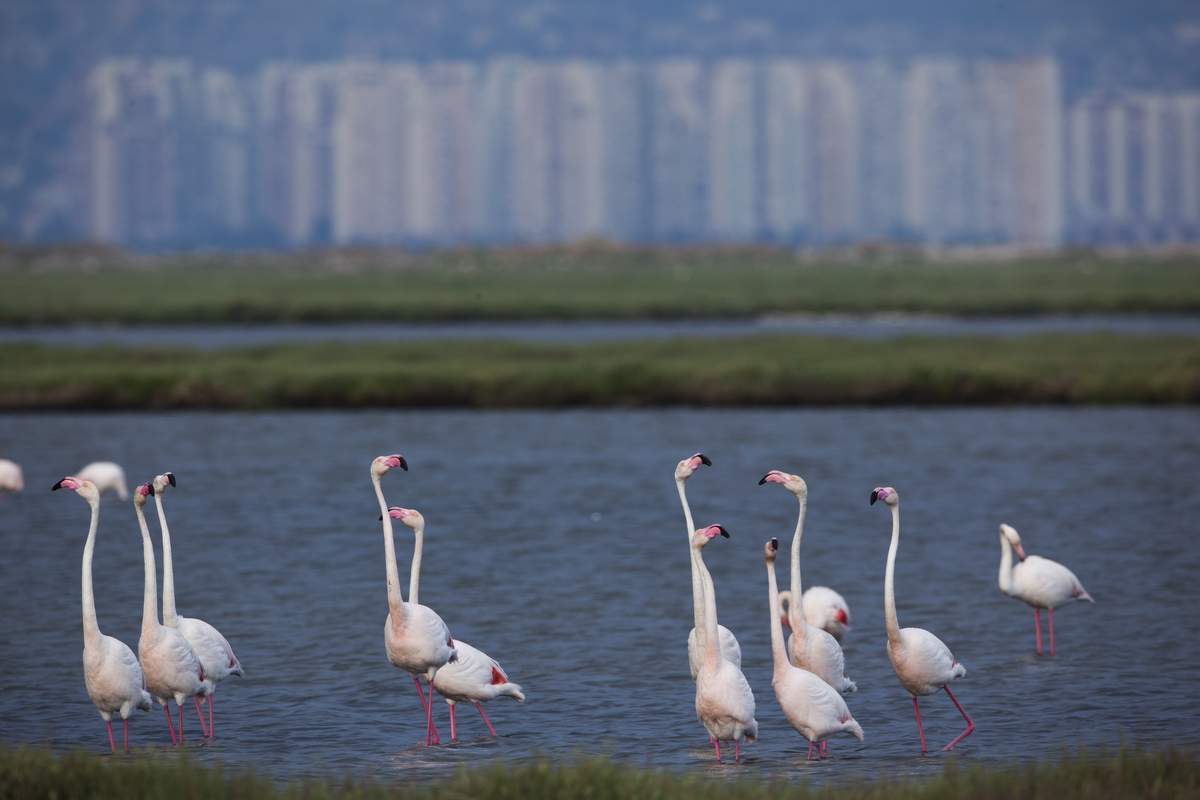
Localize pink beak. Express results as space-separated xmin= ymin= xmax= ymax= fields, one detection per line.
xmin=1014 ymin=543 xmax=1027 ymax=561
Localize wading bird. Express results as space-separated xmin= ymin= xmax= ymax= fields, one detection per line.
xmin=370 ymin=456 xmax=456 ymax=747
xmin=692 ymin=524 xmax=757 ymax=763
xmin=0 ymin=459 xmax=23 ymax=493
xmin=763 ymin=538 xmax=863 ymax=759
xmin=778 ymin=586 xmax=851 ymax=643
xmin=997 ymin=523 xmax=1093 ymax=656
xmin=760 ymin=471 xmax=856 ymax=693
xmin=133 ymin=483 xmax=210 ymax=745
xmin=871 ymin=486 xmax=973 ymax=753
xmin=77 ymin=462 xmax=129 ymax=501
xmin=430 ymin=638 xmax=524 ymax=742
xmin=53 ymin=476 xmax=151 ymax=752
xmin=675 ymin=453 xmax=740 ymax=679
xmin=151 ymin=472 xmax=243 ymax=738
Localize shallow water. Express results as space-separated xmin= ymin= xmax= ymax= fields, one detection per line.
xmin=3 ymin=313 xmax=1199 ymax=348
xmin=0 ymin=408 xmax=1197 ymax=785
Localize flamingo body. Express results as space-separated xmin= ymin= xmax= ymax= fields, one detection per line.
xmin=786 ymin=627 xmax=856 ymax=694
xmin=887 ymin=627 xmax=966 ymax=696
xmin=0 ymin=459 xmax=23 ymax=491
xmin=687 ymin=625 xmax=741 ymax=680
xmin=84 ymin=634 xmax=152 ymax=721
xmin=1010 ymin=556 xmax=1092 ymax=608
xmin=176 ymin=616 xmax=243 ymax=682
xmin=695 ymin=660 xmax=758 ymax=744
xmin=432 ymin=639 xmax=524 ymax=704
xmin=77 ymin=462 xmax=129 ymax=500
xmin=385 ymin=604 xmax=455 ymax=678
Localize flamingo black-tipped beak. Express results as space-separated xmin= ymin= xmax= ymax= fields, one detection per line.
xmin=399 ymin=456 xmax=408 ymax=471
xmin=869 ymin=490 xmax=878 ymax=505
xmin=166 ymin=472 xmax=176 ymax=487
xmin=51 ymin=479 xmax=63 ymax=491
xmin=699 ymin=453 xmax=712 ymax=466
xmin=769 ymin=537 xmax=778 ymax=551
xmin=718 ymin=525 xmax=730 ymax=538
xmin=758 ymin=473 xmax=770 ymax=485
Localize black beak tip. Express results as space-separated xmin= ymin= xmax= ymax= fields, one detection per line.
xmin=718 ymin=525 xmax=730 ymax=538
xmin=166 ymin=473 xmax=176 ymax=487
xmin=699 ymin=454 xmax=712 ymax=467
xmin=769 ymin=537 xmax=778 ymax=551
xmin=399 ymin=456 xmax=409 ymax=471
xmin=758 ymin=474 xmax=769 ymax=485
xmin=869 ymin=491 xmax=877 ymax=505
xmin=51 ymin=479 xmax=63 ymax=491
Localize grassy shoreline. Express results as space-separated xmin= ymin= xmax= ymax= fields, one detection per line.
xmin=2 ymin=334 xmax=1198 ymax=409
xmin=4 ymin=250 xmax=1200 ymax=325
xmin=0 ymin=746 xmax=1196 ymax=799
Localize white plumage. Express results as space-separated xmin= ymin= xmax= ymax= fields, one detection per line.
xmin=998 ymin=523 xmax=1093 ymax=656
xmin=0 ymin=458 xmax=23 ymax=492
xmin=77 ymin=462 xmax=129 ymax=500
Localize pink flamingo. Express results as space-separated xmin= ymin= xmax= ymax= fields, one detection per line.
xmin=871 ymin=487 xmax=973 ymax=753
xmin=998 ymin=523 xmax=1093 ymax=656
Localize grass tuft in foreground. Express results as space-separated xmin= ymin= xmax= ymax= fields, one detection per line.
xmin=0 ymin=746 xmax=1196 ymax=800
xmin=1 ymin=333 xmax=1199 ymax=409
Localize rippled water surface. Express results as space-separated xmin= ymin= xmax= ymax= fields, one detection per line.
xmin=1 ymin=409 xmax=1197 ymax=785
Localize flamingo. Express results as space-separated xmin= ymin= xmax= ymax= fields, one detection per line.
xmin=77 ymin=462 xmax=129 ymax=501
xmin=871 ymin=486 xmax=973 ymax=753
xmin=692 ymin=523 xmax=757 ymax=763
xmin=52 ymin=476 xmax=151 ymax=752
xmin=674 ymin=453 xmax=741 ymax=679
xmin=430 ymin=638 xmax=525 ymax=742
xmin=370 ymin=455 xmax=456 ymax=747
xmin=151 ymin=472 xmax=243 ymax=738
xmin=133 ymin=482 xmax=210 ymax=746
xmin=763 ymin=538 xmax=863 ymax=759
xmin=998 ymin=523 xmax=1093 ymax=656
xmin=0 ymin=459 xmax=23 ymax=492
xmin=777 ymin=586 xmax=851 ymax=642
xmin=759 ymin=471 xmax=856 ymax=694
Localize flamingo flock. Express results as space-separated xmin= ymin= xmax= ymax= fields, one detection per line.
xmin=19 ymin=447 xmax=1094 ymax=761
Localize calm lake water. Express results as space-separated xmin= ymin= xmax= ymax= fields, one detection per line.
xmin=3 ymin=313 xmax=1200 ymax=348
xmin=1 ymin=408 xmax=1197 ymax=786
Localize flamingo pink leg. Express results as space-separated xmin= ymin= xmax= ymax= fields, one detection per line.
xmin=1034 ymin=608 xmax=1043 ymax=655
xmin=912 ymin=696 xmax=927 ymax=754
xmin=713 ymin=738 xmax=721 ymax=763
xmin=411 ymin=677 xmax=442 ymax=745
xmin=475 ymin=702 xmax=497 ymax=737
xmin=941 ymin=685 xmax=975 ymax=751
xmin=449 ymin=703 xmax=457 ymax=742
xmin=207 ymin=694 xmax=215 ymax=739
xmin=807 ymin=741 xmax=815 ymax=760
xmin=163 ymin=704 xmax=178 ymax=746
xmin=193 ymin=697 xmax=210 ymax=738
xmin=1048 ymin=608 xmax=1056 ymax=656
xmin=122 ymin=718 xmax=129 ymax=753
xmin=105 ymin=720 xmax=116 ymax=753
xmin=177 ymin=703 xmax=185 ymax=744
xmin=734 ymin=739 xmax=741 ymax=763
xmin=820 ymin=740 xmax=829 ymax=757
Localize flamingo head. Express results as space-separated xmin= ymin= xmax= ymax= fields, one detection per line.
xmin=691 ymin=523 xmax=730 ymax=549
xmin=674 ymin=452 xmax=712 ymax=481
xmin=371 ymin=454 xmax=408 ymax=479
xmin=763 ymin=537 xmax=779 ymax=562
xmin=759 ymin=469 xmax=807 ymax=497
xmin=51 ymin=476 xmax=99 ymax=504
xmin=870 ymin=486 xmax=898 ymax=507
xmin=384 ymin=506 xmax=424 ymax=531
xmin=133 ymin=482 xmax=153 ymax=508
xmin=821 ymin=602 xmax=851 ymax=639
xmin=1000 ymin=523 xmax=1027 ymax=560
xmin=152 ymin=472 xmax=176 ymax=493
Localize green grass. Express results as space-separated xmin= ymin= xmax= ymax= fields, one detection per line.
xmin=0 ymin=746 xmax=1195 ymax=799
xmin=2 ymin=333 xmax=1198 ymax=409
xmin=3 ymin=248 xmax=1200 ymax=324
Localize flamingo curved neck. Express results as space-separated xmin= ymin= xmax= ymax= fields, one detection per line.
xmin=677 ymin=479 xmax=706 ymax=640
xmin=81 ymin=499 xmax=101 ymax=643
xmin=135 ymin=503 xmax=160 ymax=636
xmin=998 ymin=534 xmax=1014 ymax=595
xmin=154 ymin=494 xmax=179 ymax=626
xmin=695 ymin=544 xmax=721 ymax=668
xmin=883 ymin=504 xmax=901 ymax=644
xmin=787 ymin=494 xmax=808 ymax=640
xmin=765 ymin=558 xmax=788 ymax=677
xmin=408 ymin=525 xmax=424 ymax=606
xmin=372 ymin=476 xmax=406 ymax=622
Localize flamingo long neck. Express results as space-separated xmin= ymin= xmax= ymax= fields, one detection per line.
xmin=135 ymin=503 xmax=160 ymax=636
xmin=695 ymin=544 xmax=721 ymax=669
xmin=766 ymin=558 xmax=789 ymax=678
xmin=883 ymin=504 xmax=901 ymax=645
xmin=154 ymin=493 xmax=180 ymax=626
xmin=677 ymin=479 xmax=706 ymax=640
xmin=80 ymin=499 xmax=101 ymax=644
xmin=373 ymin=476 xmax=406 ymax=622
xmin=998 ymin=533 xmax=1014 ymax=594
xmin=787 ymin=494 xmax=808 ymax=641
xmin=408 ymin=524 xmax=424 ymax=606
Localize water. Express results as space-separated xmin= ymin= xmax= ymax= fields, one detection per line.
xmin=3 ymin=313 xmax=1199 ymax=348
xmin=0 ymin=408 xmax=1197 ymax=786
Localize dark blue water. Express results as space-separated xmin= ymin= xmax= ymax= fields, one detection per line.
xmin=0 ymin=409 xmax=1197 ymax=785
xmin=2 ymin=314 xmax=1199 ymax=348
